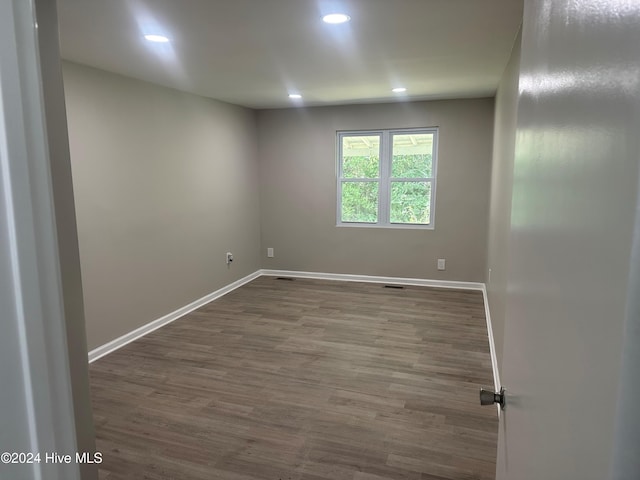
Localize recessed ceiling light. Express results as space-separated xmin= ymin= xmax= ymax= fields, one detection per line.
xmin=288 ymin=94 xmax=303 ymax=99
xmin=322 ymin=13 xmax=351 ymax=24
xmin=392 ymin=87 xmax=407 ymax=93
xmin=144 ymin=34 xmax=170 ymax=43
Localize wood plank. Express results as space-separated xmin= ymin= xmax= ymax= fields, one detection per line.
xmin=90 ymin=277 xmax=497 ymax=479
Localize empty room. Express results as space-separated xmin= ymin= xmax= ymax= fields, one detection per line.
xmin=2 ymin=1 xmax=640 ymax=480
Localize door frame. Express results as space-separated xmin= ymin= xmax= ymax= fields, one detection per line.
xmin=0 ymin=1 xmax=82 ymax=478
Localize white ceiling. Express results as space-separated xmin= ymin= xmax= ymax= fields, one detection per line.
xmin=57 ymin=0 xmax=523 ymax=109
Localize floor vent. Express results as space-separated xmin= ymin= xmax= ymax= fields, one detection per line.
xmin=384 ymin=285 xmax=405 ymax=289
xmin=276 ymin=277 xmax=295 ymax=281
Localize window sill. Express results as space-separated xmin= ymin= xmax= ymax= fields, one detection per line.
xmin=336 ymin=223 xmax=434 ymax=230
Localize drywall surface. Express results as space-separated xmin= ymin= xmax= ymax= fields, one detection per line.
xmin=485 ymin=30 xmax=521 ymax=370
xmin=496 ymin=0 xmax=640 ymax=477
xmin=63 ymin=62 xmax=261 ymax=350
xmin=257 ymin=99 xmax=494 ymax=281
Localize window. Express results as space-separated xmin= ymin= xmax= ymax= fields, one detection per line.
xmin=337 ymin=128 xmax=438 ymax=228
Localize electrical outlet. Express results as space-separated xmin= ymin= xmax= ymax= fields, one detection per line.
xmin=437 ymin=258 xmax=446 ymax=271
xmin=226 ymin=252 xmax=233 ymax=265
xmin=267 ymin=247 xmax=274 ymax=258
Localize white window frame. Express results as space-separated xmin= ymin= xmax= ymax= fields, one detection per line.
xmin=336 ymin=127 xmax=438 ymax=229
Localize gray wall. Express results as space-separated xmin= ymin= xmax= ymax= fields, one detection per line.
xmin=485 ymin=30 xmax=521 ymax=370
xmin=63 ymin=62 xmax=261 ymax=350
xmin=495 ymin=0 xmax=640 ymax=477
xmin=257 ymin=99 xmax=494 ymax=281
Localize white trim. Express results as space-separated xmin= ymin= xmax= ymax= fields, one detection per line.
xmin=1 ymin=1 xmax=82 ymax=477
xmin=260 ymin=269 xmax=483 ymax=290
xmin=481 ymin=284 xmax=502 ymax=411
xmin=88 ymin=271 xmax=261 ymax=363
xmin=337 ymin=222 xmax=436 ymax=230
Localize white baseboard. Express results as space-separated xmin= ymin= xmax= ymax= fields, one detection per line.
xmin=87 ymin=270 xmax=261 ymax=363
xmin=481 ymin=284 xmax=501 ymax=393
xmin=89 ymin=267 xmax=501 ymax=396
xmin=259 ymin=269 xmax=485 ymax=291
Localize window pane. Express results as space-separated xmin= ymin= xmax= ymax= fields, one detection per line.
xmin=391 ymin=133 xmax=433 ymax=178
xmin=342 ymin=135 xmax=380 ymax=178
xmin=341 ymin=182 xmax=378 ymax=223
xmin=390 ymin=181 xmax=431 ymax=224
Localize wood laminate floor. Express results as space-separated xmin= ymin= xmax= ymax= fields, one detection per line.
xmin=90 ymin=277 xmax=498 ymax=480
